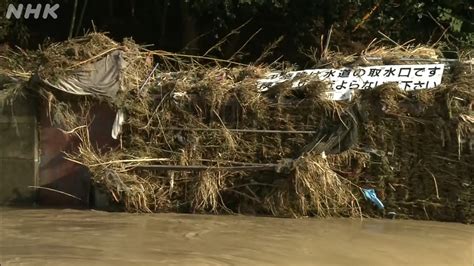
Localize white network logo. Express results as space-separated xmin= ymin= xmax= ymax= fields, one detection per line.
xmin=5 ymin=3 xmax=60 ymax=19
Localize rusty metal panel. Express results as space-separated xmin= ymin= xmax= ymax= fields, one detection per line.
xmin=38 ymin=100 xmax=118 ymax=207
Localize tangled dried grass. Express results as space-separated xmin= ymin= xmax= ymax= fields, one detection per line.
xmin=307 ymin=40 xmax=443 ymax=68
xmin=293 ymin=154 xmax=361 ymax=217
xmin=2 ymin=32 xmax=472 ymax=222
xmin=62 ymin=61 xmax=363 ymax=216
xmin=355 ymin=63 xmax=473 ymax=222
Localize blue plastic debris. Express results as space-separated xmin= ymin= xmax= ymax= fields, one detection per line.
xmin=362 ymin=188 xmax=384 ymax=210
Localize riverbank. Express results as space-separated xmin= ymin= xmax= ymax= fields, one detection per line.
xmin=1 ymin=33 xmax=472 ymax=223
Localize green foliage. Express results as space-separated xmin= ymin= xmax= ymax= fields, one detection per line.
xmin=0 ymin=0 xmax=471 ymax=62
xmin=0 ymin=0 xmax=29 ymax=45
xmin=340 ymin=0 xmax=473 ymax=49
xmin=0 ymin=0 xmax=12 ymax=40
xmin=438 ymin=7 xmax=463 ymax=33
xmin=432 ymin=3 xmax=473 ymax=48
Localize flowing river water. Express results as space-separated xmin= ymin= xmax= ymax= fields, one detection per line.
xmin=0 ymin=208 xmax=472 ymax=265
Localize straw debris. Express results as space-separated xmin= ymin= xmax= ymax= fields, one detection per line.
xmin=1 ymin=33 xmax=472 ymax=222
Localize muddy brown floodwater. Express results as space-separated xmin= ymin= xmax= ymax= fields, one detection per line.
xmin=0 ymin=208 xmax=472 ymax=266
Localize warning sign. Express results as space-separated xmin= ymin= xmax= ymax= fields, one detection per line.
xmin=258 ymin=64 xmax=445 ymax=100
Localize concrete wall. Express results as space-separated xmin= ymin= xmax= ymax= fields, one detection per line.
xmin=0 ymin=95 xmax=38 ymax=205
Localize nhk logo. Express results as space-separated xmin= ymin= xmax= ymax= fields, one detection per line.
xmin=5 ymin=3 xmax=60 ymax=19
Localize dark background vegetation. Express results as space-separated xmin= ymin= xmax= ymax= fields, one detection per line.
xmin=1 ymin=0 xmax=473 ymax=66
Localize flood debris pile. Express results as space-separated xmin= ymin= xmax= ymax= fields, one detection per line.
xmin=356 ymin=70 xmax=473 ymax=222
xmin=71 ymin=67 xmax=366 ymax=217
xmin=1 ymin=33 xmax=472 ymax=222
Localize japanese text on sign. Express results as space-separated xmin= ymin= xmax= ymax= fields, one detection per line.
xmin=257 ymin=64 xmax=445 ymax=100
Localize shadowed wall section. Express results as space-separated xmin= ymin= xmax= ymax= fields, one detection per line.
xmin=0 ymin=95 xmax=38 ymax=205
